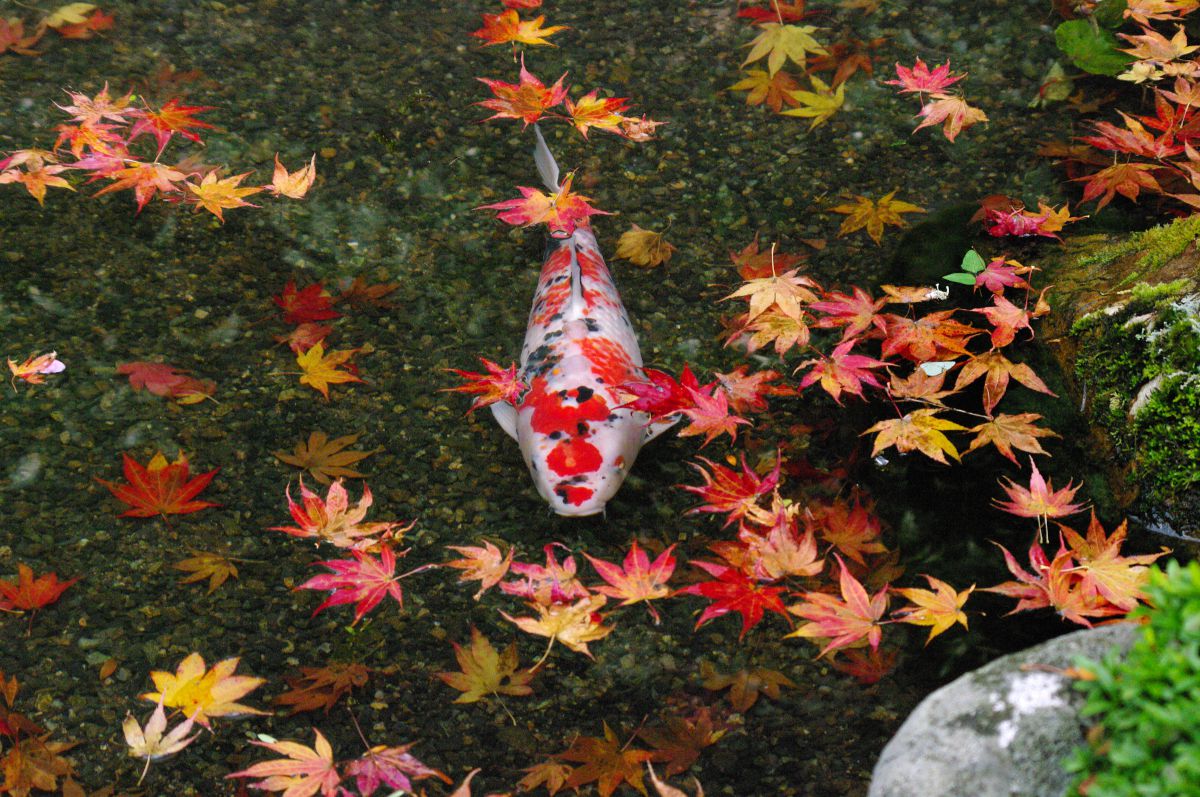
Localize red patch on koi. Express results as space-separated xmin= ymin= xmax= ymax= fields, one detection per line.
xmin=525 ymin=381 xmax=611 ymax=435
xmin=555 ymin=484 xmax=595 ymax=506
xmin=578 ymin=337 xmax=636 ymax=386
xmin=547 ymin=437 xmax=603 ymax=477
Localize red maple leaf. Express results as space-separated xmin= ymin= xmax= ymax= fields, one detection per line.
xmin=797 ymin=338 xmax=889 ymax=403
xmin=444 ymin=358 xmax=526 ymax=413
xmin=91 ymin=161 xmax=190 ymax=213
xmin=786 ymin=555 xmax=889 ymax=656
xmin=618 ymin=365 xmax=707 ymax=420
xmin=298 ymin=544 xmax=408 ymax=625
xmin=885 ymin=58 xmax=966 ymax=94
xmin=273 ymin=280 xmax=341 ymax=325
xmin=880 ymin=310 xmax=981 ymax=362
xmin=128 ymin=98 xmax=215 ymax=154
xmin=736 ymin=1 xmax=815 ymax=23
xmin=584 ymin=541 xmax=676 ymax=622
xmin=96 ymin=452 xmax=219 ymax=519
xmin=476 ymin=55 xmax=568 ymax=126
xmin=680 ymin=454 xmax=780 ymax=528
xmin=974 ymin=256 xmax=1031 ymax=293
xmin=677 ymin=560 xmax=791 ymax=639
xmin=1075 ymin=162 xmax=1163 ymax=209
xmin=677 ymin=385 xmax=751 ymax=446
xmin=117 ymin=361 xmax=216 ymax=403
xmin=972 ymin=293 xmax=1035 ymax=349
xmin=809 ymin=286 xmax=887 ymax=339
xmin=0 ymin=564 xmax=78 ymax=613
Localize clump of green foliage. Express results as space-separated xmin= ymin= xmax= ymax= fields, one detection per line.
xmin=1064 ymin=560 xmax=1200 ymax=796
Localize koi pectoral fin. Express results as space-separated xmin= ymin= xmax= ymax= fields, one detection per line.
xmin=644 ymin=414 xmax=680 ymax=444
xmin=490 ymin=401 xmax=519 ymax=441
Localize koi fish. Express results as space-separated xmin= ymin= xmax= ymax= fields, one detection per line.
xmin=489 ymin=127 xmax=673 ymax=517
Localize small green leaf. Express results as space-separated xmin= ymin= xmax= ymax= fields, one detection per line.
xmin=942 ymin=272 xmax=977 ymax=285
xmin=961 ymin=249 xmax=986 ymax=274
xmin=1055 ymin=20 xmax=1134 ymax=76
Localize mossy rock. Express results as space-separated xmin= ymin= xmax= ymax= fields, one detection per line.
xmin=1035 ymin=215 xmax=1200 ymax=538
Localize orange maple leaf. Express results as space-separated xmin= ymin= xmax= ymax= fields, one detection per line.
xmin=964 ymin=412 xmax=1059 ymax=463
xmin=129 ymin=98 xmax=215 ymax=154
xmin=142 ymin=652 xmax=266 ymax=727
xmin=96 ymin=451 xmax=219 ymax=519
xmin=478 ymin=173 xmax=609 ymax=236
xmin=445 ymin=541 xmax=514 ymax=600
xmin=797 ymin=339 xmax=889 ymax=403
xmin=471 ymin=8 xmax=567 ymax=47
xmin=476 ymin=55 xmax=568 ymax=126
xmin=584 ymin=542 xmax=676 ymax=622
xmin=444 ymin=357 xmax=526 ymax=413
xmin=565 ymin=90 xmax=632 ymax=138
xmin=272 ymin=662 xmax=370 ymax=715
xmin=0 ymin=564 xmax=78 ymax=614
xmin=730 ymin=69 xmax=804 ymax=113
xmin=892 ymin=575 xmax=974 ymax=644
xmin=1060 ymin=512 xmax=1168 ymax=611
xmin=1075 ymin=162 xmax=1163 ymax=209
xmin=953 ymin=350 xmax=1055 ymax=416
xmin=93 ymin=161 xmax=190 ymax=213
xmin=560 ymin=723 xmax=654 ymax=797
xmin=227 ymin=728 xmax=342 ymax=794
xmin=187 ymin=170 xmax=264 ymax=222
xmin=914 ymin=93 xmax=988 ymax=142
xmin=786 ymin=555 xmax=889 ymax=656
xmin=268 ymin=153 xmax=316 ymax=199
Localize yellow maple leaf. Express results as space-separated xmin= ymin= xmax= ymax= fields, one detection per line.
xmin=187 ymin=171 xmax=264 ymax=222
xmin=831 ymin=190 xmax=926 ymax=244
xmin=141 ymin=652 xmax=266 ymax=727
xmin=44 ymin=2 xmax=95 ymax=27
xmin=863 ymin=409 xmax=967 ymax=465
xmin=893 ymin=575 xmax=974 ymax=644
xmin=742 ymin=23 xmax=827 ymax=76
xmin=723 ymin=269 xmax=820 ymax=321
xmin=435 ymin=627 xmax=535 ymax=704
xmin=501 ymin=595 xmax=613 ymax=664
xmin=615 ymin=223 xmax=676 ymax=268
xmin=296 ymin=342 xmax=364 ymax=400
xmin=781 ymin=75 xmax=845 ymax=129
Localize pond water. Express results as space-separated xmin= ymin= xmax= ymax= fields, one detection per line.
xmin=0 ymin=0 xmax=1145 ymax=794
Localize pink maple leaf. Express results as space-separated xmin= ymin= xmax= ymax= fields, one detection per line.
xmin=885 ymin=58 xmax=966 ymax=94
xmin=226 ymin=728 xmax=345 ymax=796
xmin=298 ymin=545 xmax=407 ymax=624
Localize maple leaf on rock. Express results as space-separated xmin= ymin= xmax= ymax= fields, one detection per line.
xmin=274 ymin=431 xmax=377 ymax=485
xmin=892 ymin=575 xmax=973 ymax=643
xmin=864 ymin=409 xmax=968 ymax=464
xmin=730 ymin=69 xmax=803 ymax=113
xmin=0 ymin=564 xmax=78 ymax=614
xmin=344 ymin=742 xmax=450 ymax=796
xmin=476 ymin=56 xmax=567 ymax=126
xmin=96 ymin=451 xmax=219 ymax=519
xmin=435 ymin=627 xmax=535 ymax=703
xmin=678 ymin=560 xmax=791 ymax=639
xmin=561 ymin=722 xmax=655 ymax=797
xmin=172 ymin=551 xmax=238 ymax=593
xmin=742 ymin=23 xmax=827 ymax=76
xmin=831 ymin=191 xmax=925 ymax=244
xmin=585 ymin=542 xmax=676 ymax=622
xmin=273 ymin=662 xmax=370 ymax=715
xmin=273 ymin=281 xmax=341 ymax=324
xmin=445 ymin=357 xmax=526 ymax=413
xmin=187 ymin=170 xmax=263 ymax=222
xmin=296 ymin=342 xmax=364 ymax=400
xmin=445 ymin=540 xmax=514 ymax=599
xmin=786 ymin=555 xmax=889 ymax=656
xmin=298 ymin=544 xmax=408 ymax=624
xmin=142 ymin=652 xmax=266 ymax=727
xmin=226 ymin=728 xmax=343 ymax=797
xmin=478 ymin=173 xmax=608 ymax=236
xmin=471 ymin=8 xmax=567 ymax=47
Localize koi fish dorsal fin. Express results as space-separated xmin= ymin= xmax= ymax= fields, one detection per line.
xmin=533 ymin=124 xmax=560 ymax=192
xmin=563 ymin=238 xmax=586 ymax=319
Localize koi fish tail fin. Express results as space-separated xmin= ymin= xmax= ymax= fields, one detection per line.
xmin=533 ymin=123 xmax=560 ymax=193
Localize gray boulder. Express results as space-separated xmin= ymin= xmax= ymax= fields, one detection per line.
xmin=869 ymin=623 xmax=1139 ymax=797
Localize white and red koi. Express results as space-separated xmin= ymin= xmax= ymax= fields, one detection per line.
xmin=487 ymin=128 xmax=673 ymax=516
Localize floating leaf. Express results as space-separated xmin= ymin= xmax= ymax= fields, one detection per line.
xmin=273 ymin=431 xmax=377 ymax=485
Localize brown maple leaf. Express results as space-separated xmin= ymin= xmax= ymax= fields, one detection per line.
xmin=639 ymin=708 xmax=727 ymax=776
xmin=561 ymin=723 xmax=655 ymax=797
xmin=336 ymin=276 xmax=399 ymax=310
xmin=272 ymin=662 xmax=370 ymax=715
xmin=964 ymin=412 xmax=1059 ymax=464
xmin=273 ymin=431 xmax=378 ymax=485
xmin=172 ymin=551 xmax=239 ymax=594
xmin=699 ymin=662 xmax=796 ymax=713
xmin=1 ymin=735 xmax=79 ymax=796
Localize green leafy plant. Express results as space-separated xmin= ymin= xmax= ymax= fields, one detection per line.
xmin=1064 ymin=560 xmax=1200 ymax=796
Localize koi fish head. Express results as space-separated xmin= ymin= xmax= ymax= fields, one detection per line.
xmin=516 ymin=381 xmax=645 ymax=517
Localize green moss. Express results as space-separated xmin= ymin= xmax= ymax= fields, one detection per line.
xmin=1067 ymin=215 xmax=1200 ymax=276
xmin=1074 ymin=293 xmax=1200 ymax=501
xmin=1134 ymin=376 xmax=1200 ymax=497
xmin=1131 ymin=278 xmax=1191 ymax=304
